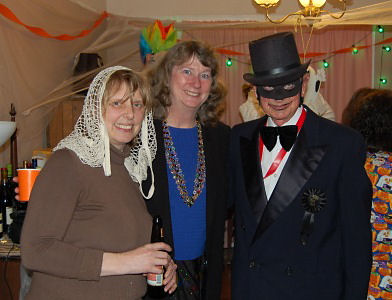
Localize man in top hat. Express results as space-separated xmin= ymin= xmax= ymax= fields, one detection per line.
xmin=229 ymin=32 xmax=372 ymax=299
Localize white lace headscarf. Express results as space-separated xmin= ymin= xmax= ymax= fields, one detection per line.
xmin=54 ymin=66 xmax=156 ymax=198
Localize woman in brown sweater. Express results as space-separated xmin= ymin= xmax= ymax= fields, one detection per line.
xmin=20 ymin=67 xmax=177 ymax=299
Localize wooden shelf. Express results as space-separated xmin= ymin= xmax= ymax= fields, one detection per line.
xmin=47 ymin=96 xmax=84 ymax=148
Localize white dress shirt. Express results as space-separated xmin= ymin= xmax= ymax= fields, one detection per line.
xmin=261 ymin=106 xmax=305 ymax=199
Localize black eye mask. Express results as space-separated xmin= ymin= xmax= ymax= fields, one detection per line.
xmin=256 ymin=78 xmax=302 ymax=100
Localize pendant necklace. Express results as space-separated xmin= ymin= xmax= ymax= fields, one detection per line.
xmin=162 ymin=120 xmax=206 ymax=207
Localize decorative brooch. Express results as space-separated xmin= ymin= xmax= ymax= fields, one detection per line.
xmin=300 ymin=188 xmax=327 ymax=245
xmin=302 ymin=188 xmax=327 ymax=213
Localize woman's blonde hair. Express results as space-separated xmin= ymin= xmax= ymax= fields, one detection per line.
xmin=102 ymin=70 xmax=152 ymax=113
xmin=147 ymin=40 xmax=226 ymax=125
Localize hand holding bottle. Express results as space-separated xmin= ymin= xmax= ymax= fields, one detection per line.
xmin=101 ymin=242 xmax=177 ymax=294
xmin=161 ymin=253 xmax=177 ymax=294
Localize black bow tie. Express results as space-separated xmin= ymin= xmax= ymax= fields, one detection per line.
xmin=260 ymin=125 xmax=298 ymax=152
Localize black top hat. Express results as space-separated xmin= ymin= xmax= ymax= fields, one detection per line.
xmin=243 ymin=32 xmax=310 ymax=86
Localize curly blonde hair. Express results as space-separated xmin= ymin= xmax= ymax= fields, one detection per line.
xmin=102 ymin=70 xmax=152 ymax=114
xmin=147 ymin=40 xmax=226 ymax=125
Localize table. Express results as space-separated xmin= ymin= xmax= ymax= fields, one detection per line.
xmin=0 ymin=237 xmax=21 ymax=300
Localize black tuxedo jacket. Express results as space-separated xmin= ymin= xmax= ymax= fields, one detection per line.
xmin=144 ymin=119 xmax=230 ymax=300
xmin=229 ymin=107 xmax=372 ymax=300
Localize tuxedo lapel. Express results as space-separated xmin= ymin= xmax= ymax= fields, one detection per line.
xmin=239 ymin=118 xmax=268 ymax=224
xmin=252 ymin=109 xmax=327 ymax=242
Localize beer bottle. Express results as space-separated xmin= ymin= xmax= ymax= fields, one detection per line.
xmin=147 ymin=215 xmax=166 ymax=298
xmin=0 ymin=167 xmax=12 ymax=235
xmin=6 ymin=163 xmax=16 ymax=202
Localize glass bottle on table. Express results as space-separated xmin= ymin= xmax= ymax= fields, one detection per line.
xmin=147 ymin=215 xmax=167 ymax=299
xmin=22 ymin=160 xmax=29 ymax=169
xmin=31 ymin=159 xmax=37 ymax=169
xmin=6 ymin=163 xmax=16 ymax=204
xmin=0 ymin=167 xmax=12 ymax=236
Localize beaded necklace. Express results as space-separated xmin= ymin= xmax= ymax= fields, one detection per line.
xmin=162 ymin=120 xmax=206 ymax=207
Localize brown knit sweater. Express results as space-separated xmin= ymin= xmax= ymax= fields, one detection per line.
xmin=21 ymin=147 xmax=152 ymax=299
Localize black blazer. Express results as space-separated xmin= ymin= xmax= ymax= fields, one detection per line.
xmin=229 ymin=107 xmax=372 ymax=300
xmin=145 ymin=119 xmax=230 ymax=300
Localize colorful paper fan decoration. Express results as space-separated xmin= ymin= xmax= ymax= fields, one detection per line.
xmin=139 ymin=20 xmax=178 ymax=64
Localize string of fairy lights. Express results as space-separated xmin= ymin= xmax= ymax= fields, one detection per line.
xmin=377 ymin=26 xmax=391 ymax=87
xmin=222 ymin=25 xmax=390 ymax=87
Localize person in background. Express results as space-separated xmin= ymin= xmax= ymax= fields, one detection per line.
xmin=303 ymin=66 xmax=335 ymax=121
xmin=229 ymin=31 xmax=372 ymax=299
xmin=144 ymin=40 xmax=230 ymax=299
xmin=20 ymin=66 xmax=177 ymax=299
xmin=341 ymin=87 xmax=375 ymax=126
xmin=343 ymin=88 xmax=392 ymax=300
xmin=239 ymin=83 xmax=265 ymax=122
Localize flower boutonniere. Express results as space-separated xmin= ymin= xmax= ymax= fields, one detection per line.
xmin=300 ymin=188 xmax=327 ymax=245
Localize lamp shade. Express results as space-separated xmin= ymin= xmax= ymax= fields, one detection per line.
xmin=254 ymin=0 xmax=280 ymax=5
xmin=298 ymin=0 xmax=310 ymax=6
xmin=0 ymin=121 xmax=16 ymax=147
xmin=299 ymin=0 xmax=326 ymax=7
xmin=312 ymin=0 xmax=327 ymax=7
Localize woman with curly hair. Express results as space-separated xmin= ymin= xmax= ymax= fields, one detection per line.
xmin=344 ymin=88 xmax=392 ymax=299
xmin=144 ymin=40 xmax=230 ymax=299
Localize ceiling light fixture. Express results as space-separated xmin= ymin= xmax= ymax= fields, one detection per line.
xmin=253 ymin=0 xmax=346 ymax=24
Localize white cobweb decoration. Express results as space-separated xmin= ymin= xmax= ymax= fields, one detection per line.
xmin=125 ymin=111 xmax=156 ymax=198
xmin=54 ymin=66 xmax=156 ymax=198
